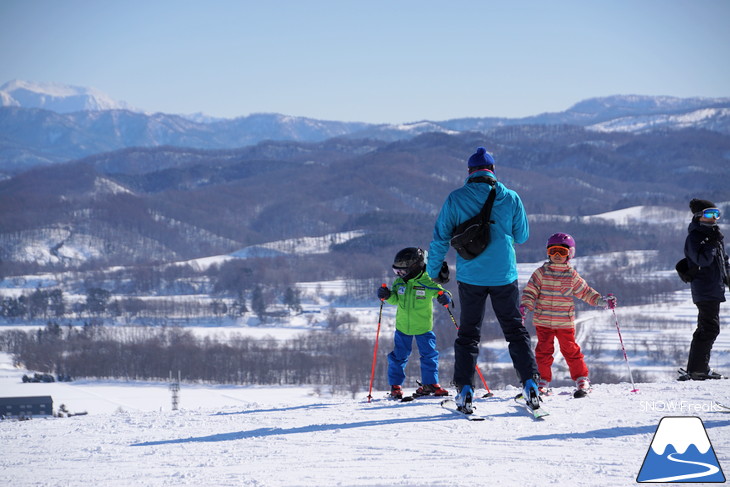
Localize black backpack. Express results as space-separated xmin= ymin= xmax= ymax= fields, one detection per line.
xmin=675 ymin=257 xmax=698 ymax=283
xmin=450 ymin=177 xmax=496 ymax=260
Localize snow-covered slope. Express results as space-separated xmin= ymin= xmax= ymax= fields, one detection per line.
xmin=530 ymin=205 xmax=689 ymax=228
xmin=175 ymin=229 xmax=368 ymax=271
xmin=0 ymin=79 xmax=134 ymax=112
xmin=1 ymin=352 xmax=729 ymax=487
xmin=589 ymin=107 xmax=730 ymax=134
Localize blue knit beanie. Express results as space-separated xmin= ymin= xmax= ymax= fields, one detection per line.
xmin=467 ymin=147 xmax=495 ymax=168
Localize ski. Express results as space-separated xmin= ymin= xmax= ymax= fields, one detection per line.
xmin=374 ymin=393 xmax=414 ymax=403
xmin=384 ymin=392 xmax=449 ymax=403
xmin=384 ymin=393 xmax=442 ymax=403
xmin=678 ymin=368 xmax=728 ymax=381
xmin=514 ymin=394 xmax=549 ymax=419
xmin=440 ymin=399 xmax=486 ymax=421
xmin=410 ymin=392 xmax=449 ymax=400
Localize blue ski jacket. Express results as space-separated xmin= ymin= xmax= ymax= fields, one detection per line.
xmin=427 ymin=169 xmax=529 ymax=286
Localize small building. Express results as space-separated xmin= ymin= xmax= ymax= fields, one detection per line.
xmin=0 ymin=396 xmax=53 ymax=418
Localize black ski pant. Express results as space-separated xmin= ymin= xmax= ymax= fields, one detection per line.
xmin=687 ymin=300 xmax=721 ymax=374
xmin=454 ymin=280 xmax=538 ymax=389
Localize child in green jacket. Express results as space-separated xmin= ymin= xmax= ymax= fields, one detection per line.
xmin=377 ymin=247 xmax=451 ymax=399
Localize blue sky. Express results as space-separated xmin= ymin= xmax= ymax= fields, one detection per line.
xmin=1 ymin=0 xmax=729 ymax=124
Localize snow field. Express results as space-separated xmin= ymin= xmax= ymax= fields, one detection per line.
xmin=2 ymin=348 xmax=730 ymax=487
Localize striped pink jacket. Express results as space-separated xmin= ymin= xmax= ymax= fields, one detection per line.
xmin=521 ymin=262 xmax=602 ymax=329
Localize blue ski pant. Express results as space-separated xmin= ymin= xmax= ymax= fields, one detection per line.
xmin=454 ymin=280 xmax=538 ymax=388
xmin=387 ymin=329 xmax=439 ymax=386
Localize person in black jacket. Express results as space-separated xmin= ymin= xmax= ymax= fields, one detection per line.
xmin=681 ymin=198 xmax=730 ymax=380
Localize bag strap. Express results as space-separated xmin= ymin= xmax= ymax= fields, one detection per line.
xmin=480 ymin=185 xmax=497 ymax=224
xmin=468 ymin=176 xmax=497 ymax=222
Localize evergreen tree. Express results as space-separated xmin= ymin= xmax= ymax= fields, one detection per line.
xmin=48 ymin=289 xmax=66 ymax=318
xmin=251 ymin=286 xmax=267 ymax=322
xmin=86 ymin=288 xmax=111 ymax=315
xmin=283 ymin=287 xmax=302 ymax=314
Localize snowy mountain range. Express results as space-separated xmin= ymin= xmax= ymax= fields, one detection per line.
xmin=0 ymin=80 xmax=135 ymax=112
xmin=1 ymin=80 xmax=729 ymax=173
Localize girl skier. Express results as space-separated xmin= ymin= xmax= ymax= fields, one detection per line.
xmin=520 ymin=233 xmax=616 ymax=396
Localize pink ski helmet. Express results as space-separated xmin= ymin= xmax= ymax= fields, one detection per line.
xmin=546 ymin=232 xmax=576 ymax=259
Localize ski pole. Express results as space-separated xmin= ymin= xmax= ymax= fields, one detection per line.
xmin=609 ymin=298 xmax=639 ymax=393
xmin=367 ymin=284 xmax=387 ymax=403
xmin=439 ymin=292 xmax=493 ymax=397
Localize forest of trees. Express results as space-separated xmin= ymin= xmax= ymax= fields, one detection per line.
xmin=0 ymin=323 xmax=385 ymax=393
xmin=0 ymin=310 xmax=665 ymax=393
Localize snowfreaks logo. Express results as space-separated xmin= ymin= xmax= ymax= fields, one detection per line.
xmin=637 ymin=416 xmax=725 ymax=483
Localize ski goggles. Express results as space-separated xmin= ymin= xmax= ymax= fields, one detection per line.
xmin=393 ymin=267 xmax=409 ymax=277
xmin=547 ymin=246 xmax=570 ymax=257
xmin=702 ymin=208 xmax=721 ymax=219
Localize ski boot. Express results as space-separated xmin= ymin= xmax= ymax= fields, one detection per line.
xmin=390 ymin=385 xmax=403 ymax=399
xmin=414 ymin=383 xmax=449 ymax=397
xmin=537 ymin=379 xmax=552 ymax=396
xmin=574 ymin=376 xmax=591 ymax=398
xmin=523 ymin=376 xmax=541 ymax=410
xmin=455 ymin=385 xmax=474 ymax=414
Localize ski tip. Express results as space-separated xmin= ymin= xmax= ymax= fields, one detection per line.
xmin=400 ymin=396 xmax=415 ymax=402
xmin=483 ymin=392 xmax=494 ymax=398
xmin=630 ymin=388 xmax=640 ymax=393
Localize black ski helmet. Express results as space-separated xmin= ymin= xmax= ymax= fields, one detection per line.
xmin=392 ymin=247 xmax=426 ymax=281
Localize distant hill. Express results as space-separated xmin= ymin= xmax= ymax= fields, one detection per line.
xmin=2 ymin=126 xmax=728 ymax=278
xmin=1 ymin=80 xmax=729 ymax=174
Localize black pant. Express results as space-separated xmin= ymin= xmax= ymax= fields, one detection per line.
xmin=687 ymin=300 xmax=721 ymax=374
xmin=455 ymin=280 xmax=538 ymax=388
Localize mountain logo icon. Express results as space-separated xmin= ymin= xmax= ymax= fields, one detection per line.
xmin=637 ymin=416 xmax=725 ymax=483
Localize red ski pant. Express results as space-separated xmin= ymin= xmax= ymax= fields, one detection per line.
xmin=535 ymin=326 xmax=589 ymax=382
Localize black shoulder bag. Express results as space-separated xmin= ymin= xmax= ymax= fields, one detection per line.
xmin=675 ymin=257 xmax=698 ymax=283
xmin=676 ymin=235 xmax=712 ymax=283
xmin=450 ymin=177 xmax=496 ymax=260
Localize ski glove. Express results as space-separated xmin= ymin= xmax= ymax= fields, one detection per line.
xmin=377 ymin=286 xmax=391 ymax=300
xmin=434 ymin=261 xmax=450 ymax=284
xmin=604 ymin=294 xmax=617 ymax=310
xmin=519 ymin=305 xmax=527 ymax=318
xmin=436 ymin=291 xmax=451 ymax=306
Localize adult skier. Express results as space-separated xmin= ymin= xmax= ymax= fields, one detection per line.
xmin=680 ymin=198 xmax=730 ymax=380
xmin=427 ymin=147 xmax=539 ymax=413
